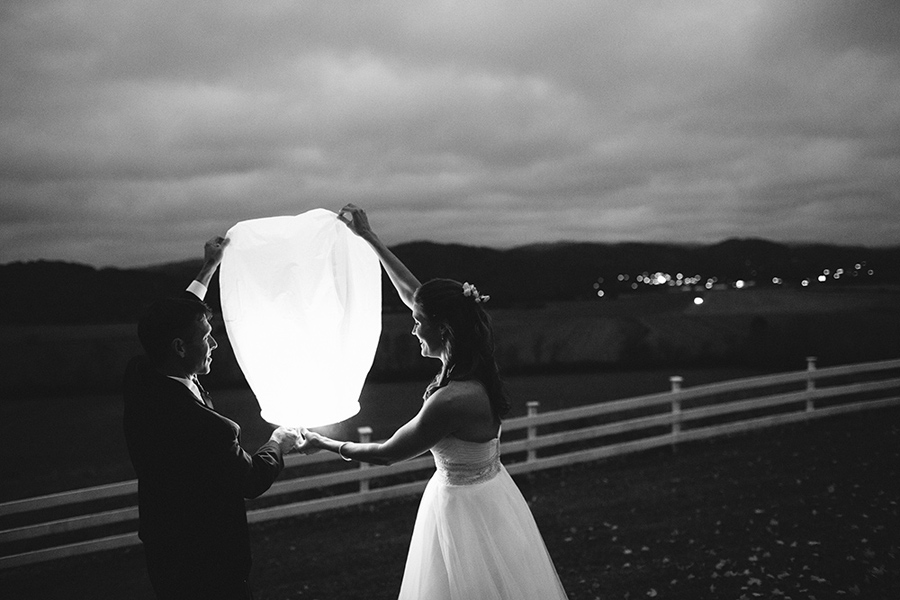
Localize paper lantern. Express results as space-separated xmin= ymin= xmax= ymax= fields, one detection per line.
xmin=219 ymin=209 xmax=381 ymax=428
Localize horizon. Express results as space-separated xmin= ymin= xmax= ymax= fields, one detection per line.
xmin=3 ymin=235 xmax=898 ymax=272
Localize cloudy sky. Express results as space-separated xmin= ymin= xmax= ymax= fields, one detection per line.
xmin=2 ymin=1 xmax=899 ymax=268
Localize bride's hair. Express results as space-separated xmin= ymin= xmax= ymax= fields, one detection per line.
xmin=414 ymin=278 xmax=510 ymax=420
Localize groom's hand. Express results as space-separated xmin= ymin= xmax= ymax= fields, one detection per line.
xmin=203 ymin=236 xmax=229 ymax=268
xmin=193 ymin=235 xmax=230 ymax=290
xmin=270 ymin=426 xmax=300 ymax=455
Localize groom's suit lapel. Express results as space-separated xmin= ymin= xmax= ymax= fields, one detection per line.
xmin=193 ymin=379 xmax=215 ymax=410
xmin=156 ymin=369 xmax=214 ymax=413
xmin=142 ymin=361 xmax=242 ymax=439
xmin=170 ymin=374 xmax=242 ymax=438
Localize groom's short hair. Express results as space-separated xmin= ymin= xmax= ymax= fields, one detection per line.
xmin=138 ymin=297 xmax=213 ymax=365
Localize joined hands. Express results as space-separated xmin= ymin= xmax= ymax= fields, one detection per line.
xmin=269 ymin=426 xmax=301 ymax=455
xmin=294 ymin=428 xmax=324 ymax=455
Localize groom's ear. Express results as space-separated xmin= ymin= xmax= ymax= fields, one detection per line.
xmin=171 ymin=337 xmax=186 ymax=358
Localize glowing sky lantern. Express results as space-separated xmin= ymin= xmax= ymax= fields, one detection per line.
xmin=219 ymin=209 xmax=382 ymax=428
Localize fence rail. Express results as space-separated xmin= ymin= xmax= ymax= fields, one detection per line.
xmin=2 ymin=357 xmax=899 ymax=570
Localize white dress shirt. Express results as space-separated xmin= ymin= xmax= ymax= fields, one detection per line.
xmin=186 ymin=280 xmax=208 ymax=300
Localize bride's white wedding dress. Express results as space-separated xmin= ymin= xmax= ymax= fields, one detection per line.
xmin=398 ymin=433 xmax=569 ymax=599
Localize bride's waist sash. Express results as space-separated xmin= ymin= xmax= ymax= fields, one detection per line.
xmin=433 ymin=455 xmax=501 ymax=486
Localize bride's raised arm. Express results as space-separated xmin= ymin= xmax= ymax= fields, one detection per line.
xmin=339 ymin=203 xmax=421 ymax=310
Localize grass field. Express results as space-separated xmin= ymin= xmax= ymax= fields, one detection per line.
xmin=4 ymin=287 xmax=899 ymax=397
xmin=1 ymin=402 xmax=897 ymax=599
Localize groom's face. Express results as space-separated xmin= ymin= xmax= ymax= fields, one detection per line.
xmin=178 ymin=315 xmax=217 ymax=376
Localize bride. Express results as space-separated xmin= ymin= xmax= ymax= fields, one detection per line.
xmin=297 ymin=204 xmax=569 ymax=599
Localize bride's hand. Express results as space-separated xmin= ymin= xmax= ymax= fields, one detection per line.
xmin=295 ymin=428 xmax=323 ymax=455
xmin=338 ymin=204 xmax=374 ymax=240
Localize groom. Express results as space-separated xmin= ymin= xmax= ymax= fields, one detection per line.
xmin=123 ymin=236 xmax=299 ymax=600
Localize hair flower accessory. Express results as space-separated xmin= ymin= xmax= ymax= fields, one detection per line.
xmin=462 ymin=282 xmax=490 ymax=304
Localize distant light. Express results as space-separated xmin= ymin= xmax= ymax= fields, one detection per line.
xmin=823 ymin=269 xmax=830 ymax=275
xmin=631 ymin=283 xmax=638 ymax=290
xmin=868 ymin=269 xmax=874 ymax=275
xmin=593 ymin=282 xmax=600 ymax=290
xmin=818 ymin=275 xmax=827 ymax=283
xmin=655 ymin=273 xmax=667 ymax=285
xmin=855 ymin=263 xmax=862 ymax=270
xmin=618 ymin=274 xmax=626 ymax=282
xmin=597 ymin=290 xmax=605 ymax=298
xmin=772 ymin=277 xmax=783 ymax=285
xmin=705 ymin=281 xmax=713 ymax=290
xmin=801 ymin=279 xmax=809 ymax=287
xmin=735 ymin=280 xmax=745 ymax=289
xmin=693 ymin=297 xmax=704 ymax=306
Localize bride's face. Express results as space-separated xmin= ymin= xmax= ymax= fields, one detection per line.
xmin=411 ymin=307 xmax=444 ymax=360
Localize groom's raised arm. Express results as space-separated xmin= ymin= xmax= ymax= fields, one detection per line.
xmin=185 ymin=236 xmax=229 ymax=300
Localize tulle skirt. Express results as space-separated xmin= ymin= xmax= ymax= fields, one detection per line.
xmin=397 ymin=465 xmax=568 ymax=600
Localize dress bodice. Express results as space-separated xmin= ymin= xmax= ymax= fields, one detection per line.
xmin=430 ymin=435 xmax=501 ymax=486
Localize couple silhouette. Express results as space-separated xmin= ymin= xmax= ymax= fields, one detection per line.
xmin=123 ymin=205 xmax=568 ymax=599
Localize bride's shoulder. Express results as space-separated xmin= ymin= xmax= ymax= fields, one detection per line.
xmin=429 ymin=379 xmax=487 ymax=404
xmin=428 ymin=381 xmax=496 ymax=437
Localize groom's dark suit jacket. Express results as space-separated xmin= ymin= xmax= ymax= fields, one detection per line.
xmin=123 ymin=355 xmax=284 ymax=579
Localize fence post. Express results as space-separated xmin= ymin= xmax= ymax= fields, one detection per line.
xmin=805 ymin=356 xmax=817 ymax=412
xmin=669 ymin=376 xmax=683 ymax=449
xmin=357 ymin=426 xmax=373 ymax=492
xmin=526 ymin=401 xmax=540 ymax=463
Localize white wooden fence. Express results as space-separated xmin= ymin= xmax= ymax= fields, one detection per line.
xmin=2 ymin=357 xmax=898 ymax=570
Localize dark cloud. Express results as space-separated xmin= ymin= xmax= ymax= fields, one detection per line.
xmin=1 ymin=1 xmax=898 ymax=267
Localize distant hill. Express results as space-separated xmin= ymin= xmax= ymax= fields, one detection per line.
xmin=1 ymin=239 xmax=898 ymax=324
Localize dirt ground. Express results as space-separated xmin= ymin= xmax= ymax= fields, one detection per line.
xmin=2 ymin=405 xmax=898 ymax=600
